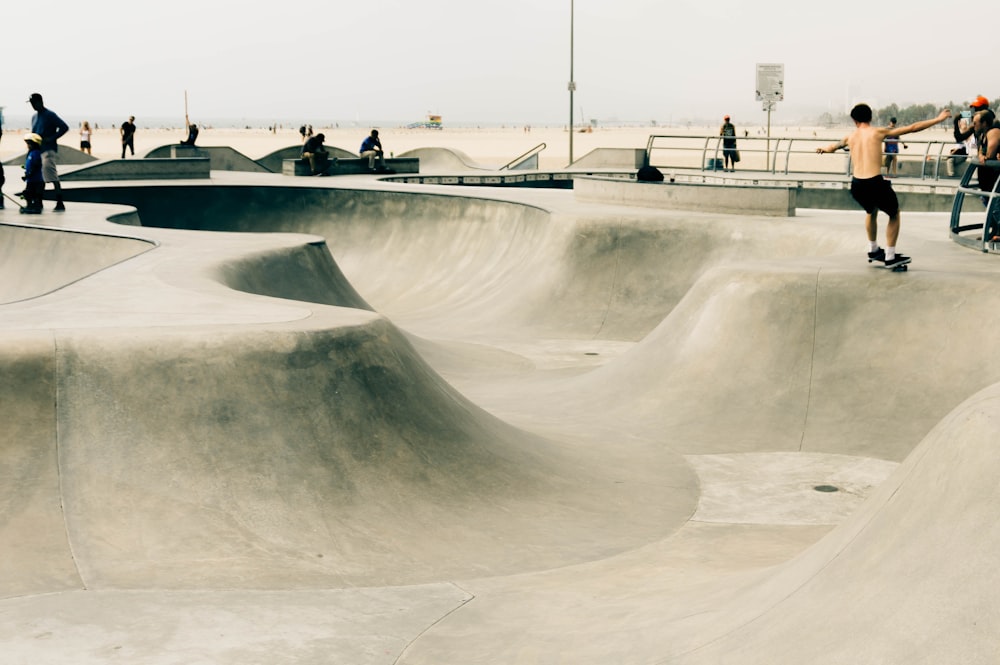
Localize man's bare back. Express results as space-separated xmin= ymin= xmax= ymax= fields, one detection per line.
xmin=818 ymin=108 xmax=951 ymax=179
xmin=815 ymin=104 xmax=951 ymax=265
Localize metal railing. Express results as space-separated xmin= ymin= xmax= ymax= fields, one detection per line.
xmin=644 ymin=133 xmax=966 ymax=182
xmin=949 ymin=159 xmax=1000 ymax=251
xmin=500 ymin=143 xmax=546 ymax=171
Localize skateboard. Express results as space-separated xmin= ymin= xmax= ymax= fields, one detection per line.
xmin=868 ymin=255 xmax=911 ymax=272
xmin=2 ymin=191 xmax=25 ymax=211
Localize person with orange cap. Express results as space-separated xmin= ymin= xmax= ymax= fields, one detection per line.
xmin=954 ymin=95 xmax=992 ymax=145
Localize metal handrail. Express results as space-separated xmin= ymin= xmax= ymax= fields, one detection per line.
xmin=949 ymin=159 xmax=1000 ymax=251
xmin=500 ymin=142 xmax=546 ymax=170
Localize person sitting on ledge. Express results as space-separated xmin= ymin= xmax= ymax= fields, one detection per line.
xmin=180 ymin=122 xmax=199 ymax=146
xmin=301 ymin=132 xmax=330 ymax=175
xmin=359 ymin=129 xmax=387 ymax=171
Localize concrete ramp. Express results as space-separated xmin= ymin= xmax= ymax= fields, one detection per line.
xmin=142 ymin=144 xmax=270 ymax=172
xmin=397 ymin=147 xmax=493 ymax=172
xmin=2 ymin=145 xmax=96 ymax=166
xmin=663 ymin=380 xmax=1000 ymax=662
xmin=3 ymin=179 xmax=1000 ymax=663
xmin=0 ymin=222 xmax=154 ymax=303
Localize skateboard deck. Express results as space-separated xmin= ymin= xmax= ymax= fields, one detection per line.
xmin=868 ymin=255 xmax=911 ymax=272
xmin=2 ymin=191 xmax=25 ymax=210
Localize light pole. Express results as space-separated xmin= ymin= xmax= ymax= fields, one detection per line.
xmin=568 ymin=0 xmax=575 ymax=165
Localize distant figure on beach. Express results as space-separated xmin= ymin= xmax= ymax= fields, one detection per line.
xmin=181 ymin=122 xmax=199 ymax=146
xmin=0 ymin=111 xmax=5 ymax=208
xmin=80 ymin=121 xmax=92 ymax=155
xmin=359 ymin=129 xmax=386 ymax=171
xmin=719 ymin=115 xmax=738 ymax=171
xmin=882 ymin=118 xmax=907 ymax=177
xmin=816 ymin=103 xmax=950 ymax=268
xmin=28 ymin=92 xmax=69 ymax=212
xmin=301 ymin=132 xmax=329 ymax=175
xmin=120 ymin=116 xmax=136 ymax=158
xmin=299 ymin=124 xmax=306 ymax=142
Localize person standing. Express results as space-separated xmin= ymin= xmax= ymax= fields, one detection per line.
xmin=817 ymin=103 xmax=951 ymax=267
xmin=882 ymin=117 xmax=907 ymax=177
xmin=20 ymin=133 xmax=44 ymax=214
xmin=359 ymin=129 xmax=387 ymax=171
xmin=120 ymin=116 xmax=136 ymax=158
xmin=28 ymin=92 xmax=69 ymax=212
xmin=719 ymin=115 xmax=738 ymax=172
xmin=80 ymin=120 xmax=92 ymax=155
xmin=0 ymin=108 xmax=5 ymax=209
xmin=955 ymin=95 xmax=991 ymax=145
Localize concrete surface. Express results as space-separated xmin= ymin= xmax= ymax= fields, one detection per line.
xmin=575 ymin=174 xmax=797 ymax=216
xmin=59 ymin=158 xmax=211 ymax=181
xmin=2 ymin=165 xmax=1000 ymax=663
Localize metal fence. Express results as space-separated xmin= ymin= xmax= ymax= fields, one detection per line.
xmin=644 ymin=134 xmax=967 ymax=182
xmin=949 ymin=159 xmax=1000 ymax=252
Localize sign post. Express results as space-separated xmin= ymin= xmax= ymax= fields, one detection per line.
xmin=756 ymin=63 xmax=784 ymax=168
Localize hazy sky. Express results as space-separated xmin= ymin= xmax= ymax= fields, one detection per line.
xmin=2 ymin=0 xmax=991 ymax=127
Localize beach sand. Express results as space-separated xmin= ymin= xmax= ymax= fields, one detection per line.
xmin=0 ymin=122 xmax=844 ymax=171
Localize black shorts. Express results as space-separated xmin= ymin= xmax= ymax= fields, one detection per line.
xmin=850 ymin=175 xmax=899 ymax=216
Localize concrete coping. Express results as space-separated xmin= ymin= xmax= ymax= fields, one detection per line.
xmin=573 ymin=174 xmax=797 ymax=217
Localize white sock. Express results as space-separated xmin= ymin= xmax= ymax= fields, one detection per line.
xmin=869 ymin=241 xmax=879 ymax=253
xmin=886 ymin=246 xmax=896 ymax=260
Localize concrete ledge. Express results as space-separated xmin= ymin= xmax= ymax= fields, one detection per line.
xmin=60 ymin=158 xmax=211 ymax=181
xmin=282 ymin=157 xmax=420 ymax=176
xmin=569 ymin=148 xmax=646 ymax=169
xmin=574 ymin=175 xmax=796 ymax=217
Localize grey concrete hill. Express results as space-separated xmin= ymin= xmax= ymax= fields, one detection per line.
xmin=1 ymin=161 xmax=1000 ymax=663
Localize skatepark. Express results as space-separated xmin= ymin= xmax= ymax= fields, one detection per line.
xmin=2 ymin=148 xmax=1000 ymax=663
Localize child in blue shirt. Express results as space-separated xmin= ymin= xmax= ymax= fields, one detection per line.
xmin=21 ymin=133 xmax=44 ymax=214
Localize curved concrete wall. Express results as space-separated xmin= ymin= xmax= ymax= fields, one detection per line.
xmin=0 ymin=224 xmax=154 ymax=304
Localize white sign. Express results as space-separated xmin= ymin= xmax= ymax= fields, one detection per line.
xmin=756 ymin=63 xmax=784 ymax=102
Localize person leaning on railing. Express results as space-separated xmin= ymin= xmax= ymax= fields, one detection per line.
xmin=972 ymin=109 xmax=1000 ymax=240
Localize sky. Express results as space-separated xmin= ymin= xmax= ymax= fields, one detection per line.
xmin=2 ymin=0 xmax=994 ymax=128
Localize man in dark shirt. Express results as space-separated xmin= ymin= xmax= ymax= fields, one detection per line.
xmin=0 ymin=109 xmax=5 ymax=208
xmin=28 ymin=92 xmax=69 ymax=212
xmin=120 ymin=116 xmax=136 ymax=158
xmin=301 ymin=132 xmax=329 ymax=175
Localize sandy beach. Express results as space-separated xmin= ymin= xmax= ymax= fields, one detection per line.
xmin=0 ymin=122 xmax=856 ymax=171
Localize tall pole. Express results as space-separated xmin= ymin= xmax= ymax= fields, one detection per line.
xmin=766 ymin=106 xmax=771 ymax=168
xmin=568 ymin=0 xmax=575 ymax=165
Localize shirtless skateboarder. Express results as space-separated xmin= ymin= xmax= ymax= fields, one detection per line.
xmin=817 ymin=104 xmax=951 ymax=268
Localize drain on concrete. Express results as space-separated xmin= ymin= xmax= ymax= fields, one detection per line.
xmin=813 ymin=485 xmax=840 ymax=493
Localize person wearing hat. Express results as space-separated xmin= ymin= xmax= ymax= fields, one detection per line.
xmin=719 ymin=115 xmax=738 ymax=171
xmin=27 ymin=93 xmax=69 ymax=212
xmin=20 ymin=133 xmax=44 ymax=215
xmin=954 ymin=95 xmax=992 ymax=146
